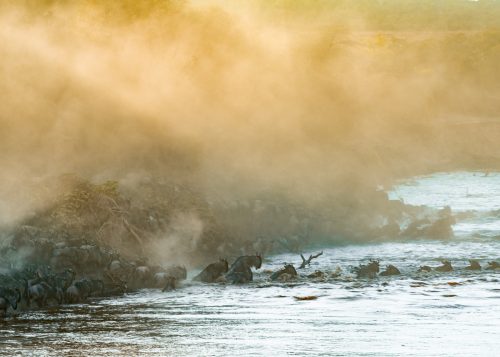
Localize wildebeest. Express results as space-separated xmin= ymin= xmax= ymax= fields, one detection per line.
xmin=164 ymin=265 xmax=187 ymax=281
xmin=152 ymin=272 xmax=170 ymax=288
xmin=435 ymin=260 xmax=453 ymax=272
xmin=193 ymin=259 xmax=229 ymax=283
xmin=270 ymin=264 xmax=297 ymax=281
xmin=307 ymin=270 xmax=325 ymax=279
xmin=162 ymin=276 xmax=177 ymax=292
xmin=0 ymin=288 xmax=20 ymax=317
xmin=225 ymin=255 xmax=262 ymax=284
xmin=417 ymin=265 xmax=432 ymax=273
xmin=132 ymin=266 xmax=153 ymax=287
xmin=65 ymin=278 xmax=96 ymax=303
xmin=107 ymin=259 xmax=135 ymax=283
xmin=465 ymin=260 xmax=481 ymax=271
xmin=353 ymin=260 xmax=380 ymax=278
xmin=66 ymin=244 xmax=108 ymax=273
xmin=379 ymin=264 xmax=401 ymax=276
xmin=486 ymin=261 xmax=499 ymax=270
xmin=26 ymin=281 xmax=62 ymax=308
xmin=51 ymin=246 xmax=81 ymax=270
xmin=108 ymin=260 xmax=122 ymax=272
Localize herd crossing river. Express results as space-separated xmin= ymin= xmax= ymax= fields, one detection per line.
xmin=1 ymin=172 xmax=499 ymax=356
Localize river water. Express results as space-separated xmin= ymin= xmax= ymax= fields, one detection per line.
xmin=1 ymin=172 xmax=499 ymax=356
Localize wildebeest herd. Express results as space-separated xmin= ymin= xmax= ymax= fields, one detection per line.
xmin=350 ymin=259 xmax=499 ymax=278
xmin=0 ymin=249 xmax=264 ymax=317
xmin=0 ymin=236 xmax=188 ymax=317
xmin=1 ymin=245 xmax=499 ymax=318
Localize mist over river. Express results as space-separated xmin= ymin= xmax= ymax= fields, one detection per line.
xmin=1 ymin=172 xmax=499 ymax=356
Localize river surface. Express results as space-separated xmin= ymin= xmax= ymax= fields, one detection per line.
xmin=1 ymin=172 xmax=499 ymax=356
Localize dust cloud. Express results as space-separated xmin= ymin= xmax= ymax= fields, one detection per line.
xmin=0 ymin=0 xmax=499 ymax=260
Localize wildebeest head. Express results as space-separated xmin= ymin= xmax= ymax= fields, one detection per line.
xmin=283 ymin=264 xmax=297 ymax=276
xmin=62 ymin=269 xmax=76 ymax=289
xmin=162 ymin=276 xmax=177 ymax=292
xmin=255 ymin=253 xmax=262 ymax=269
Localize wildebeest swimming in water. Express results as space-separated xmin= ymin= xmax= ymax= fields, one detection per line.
xmin=379 ymin=264 xmax=401 ymax=276
xmin=486 ymin=261 xmax=499 ymax=270
xmin=417 ymin=265 xmax=432 ymax=273
xmin=193 ymin=259 xmax=229 ymax=283
xmin=353 ymin=260 xmax=379 ymax=278
xmin=465 ymin=260 xmax=481 ymax=271
xmin=225 ymin=255 xmax=262 ymax=284
xmin=270 ymin=264 xmax=297 ymax=281
xmin=435 ymin=260 xmax=453 ymax=272
xmin=307 ymin=270 xmax=325 ymax=279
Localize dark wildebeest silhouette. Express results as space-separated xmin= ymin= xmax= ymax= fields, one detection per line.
xmin=26 ymin=281 xmax=62 ymax=308
xmin=435 ymin=260 xmax=453 ymax=272
xmin=486 ymin=261 xmax=499 ymax=270
xmin=0 ymin=288 xmax=20 ymax=317
xmin=270 ymin=264 xmax=297 ymax=281
xmin=353 ymin=260 xmax=380 ymax=278
xmin=465 ymin=260 xmax=481 ymax=271
xmin=380 ymin=264 xmax=401 ymax=276
xmin=225 ymin=255 xmax=262 ymax=284
xmin=162 ymin=276 xmax=177 ymax=292
xmin=417 ymin=265 xmax=432 ymax=273
xmin=193 ymin=259 xmax=229 ymax=283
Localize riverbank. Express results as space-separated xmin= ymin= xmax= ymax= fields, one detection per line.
xmin=0 ymin=172 xmax=467 ymax=318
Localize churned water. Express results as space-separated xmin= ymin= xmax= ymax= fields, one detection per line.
xmin=1 ymin=172 xmax=499 ymax=356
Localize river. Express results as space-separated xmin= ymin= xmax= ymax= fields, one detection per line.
xmin=1 ymin=172 xmax=499 ymax=356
